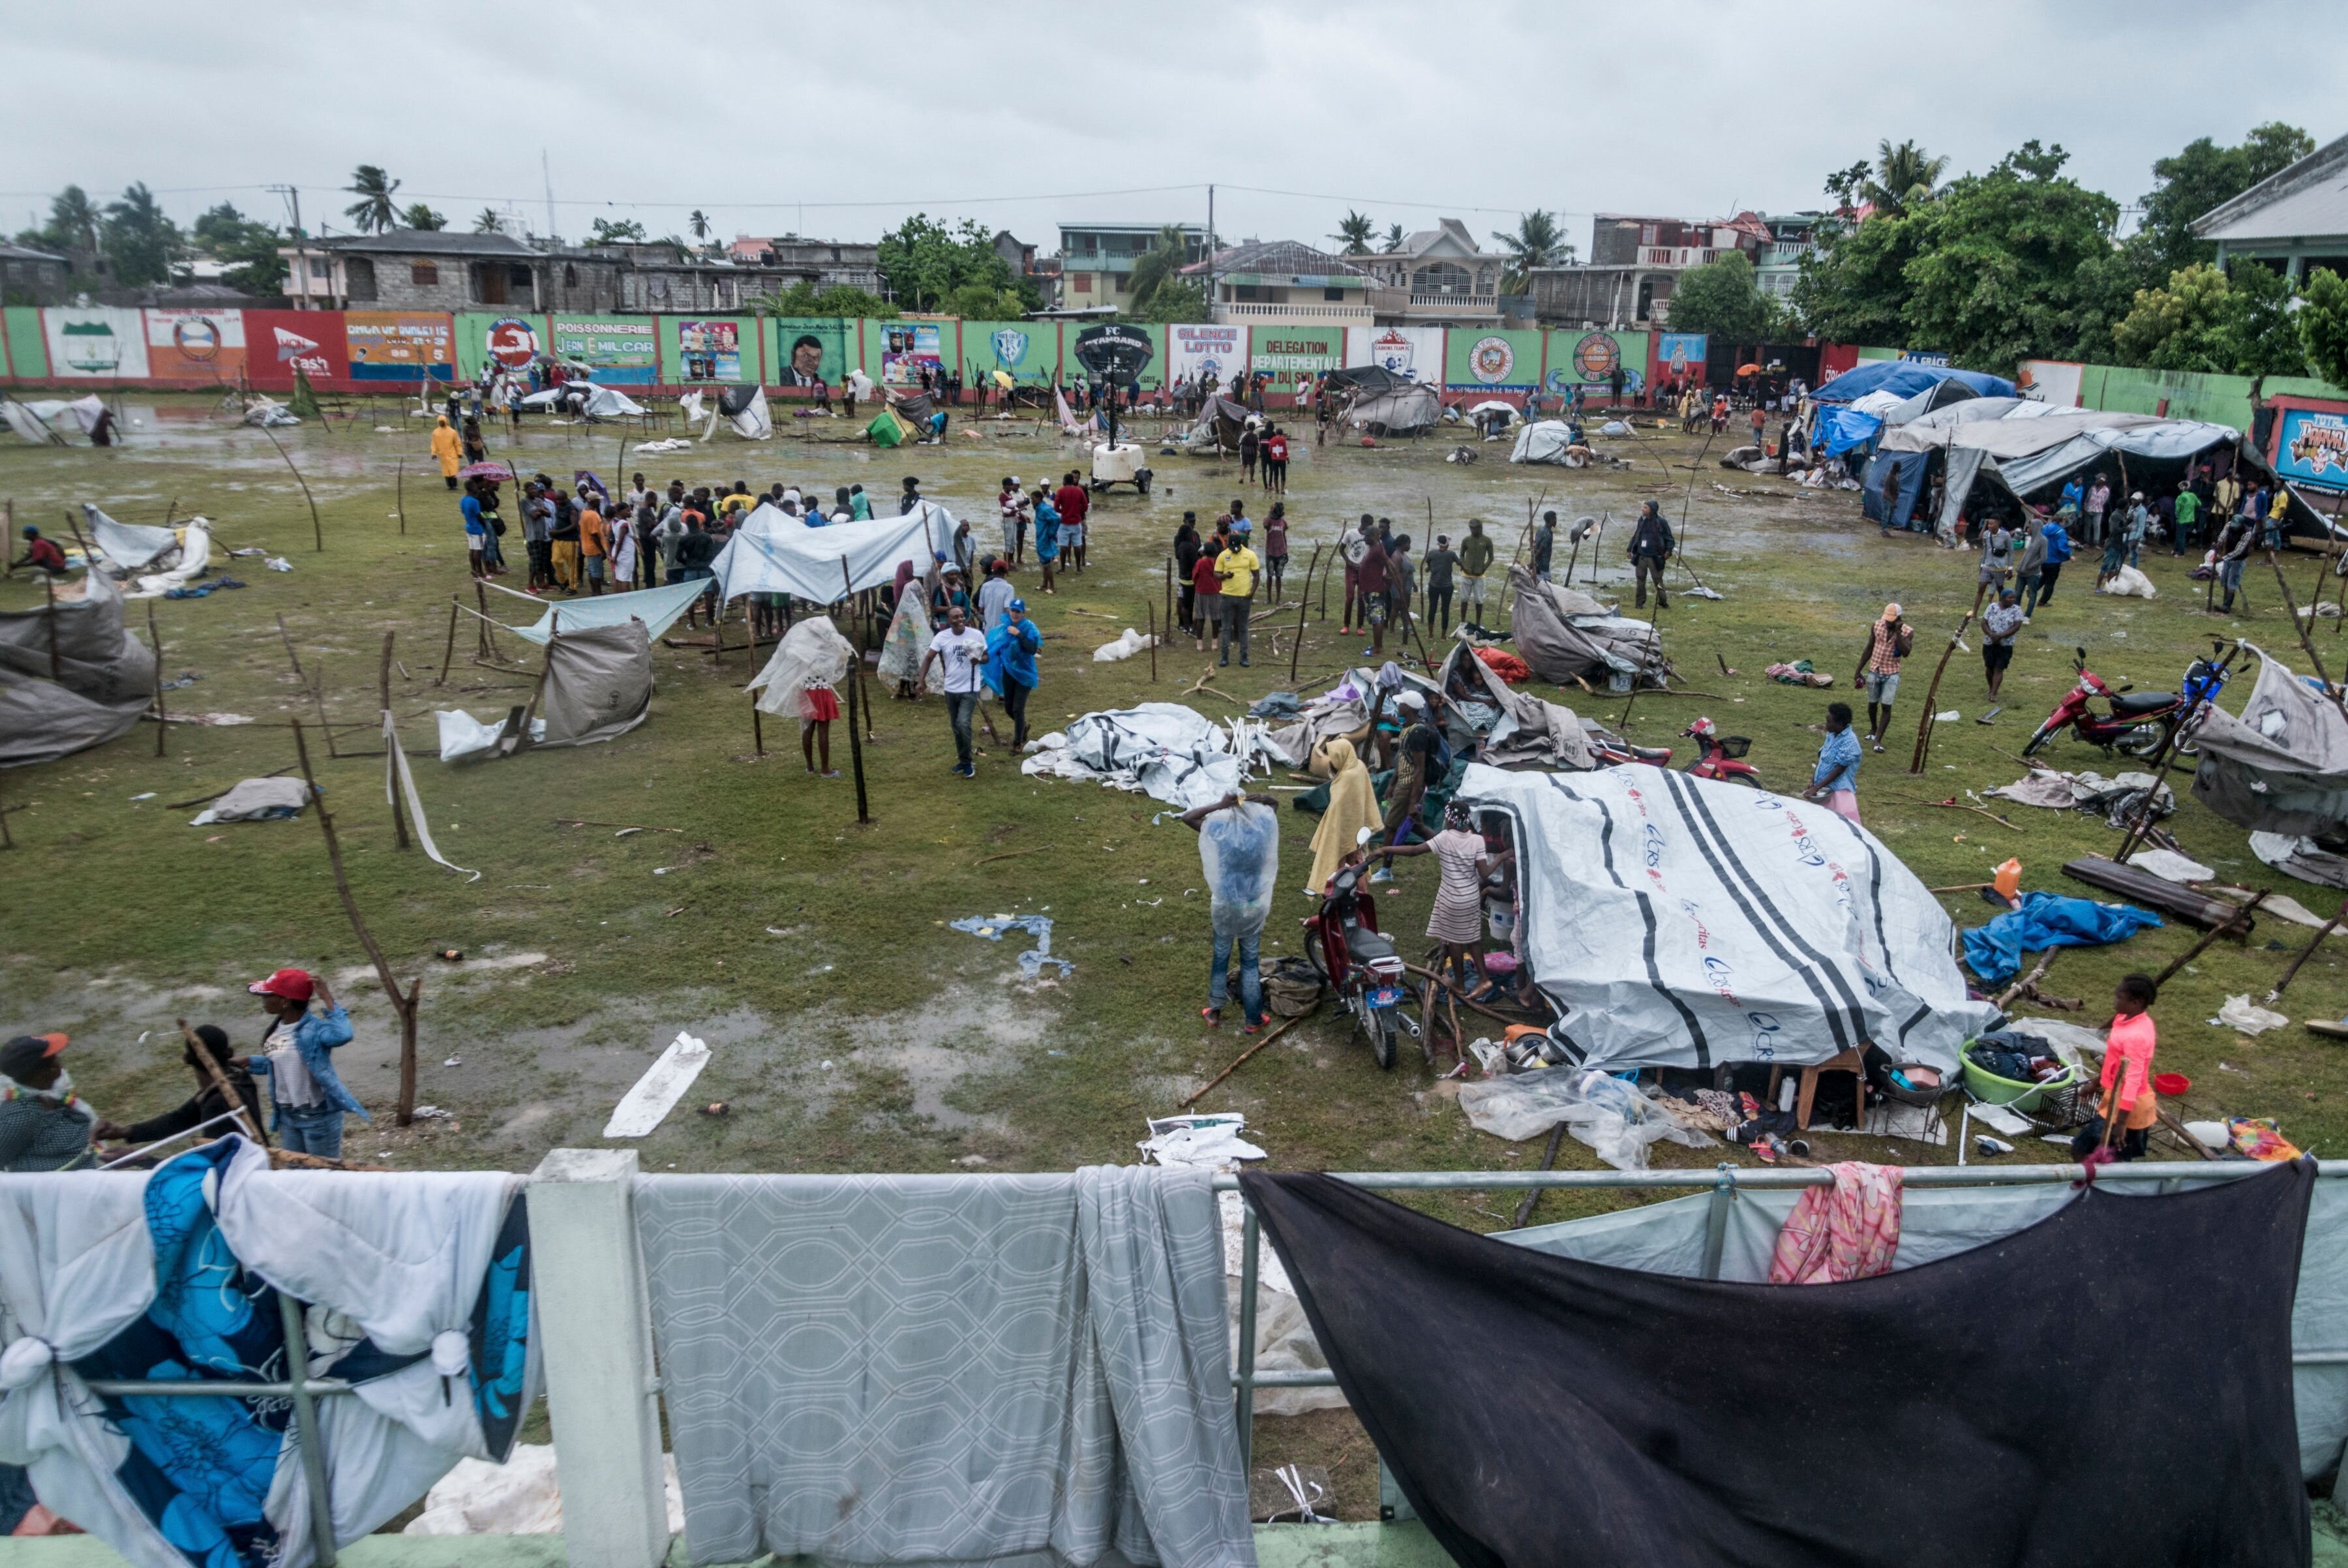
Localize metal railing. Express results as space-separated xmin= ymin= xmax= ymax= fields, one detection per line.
xmin=1213 ymin=1160 xmax=2348 ymax=1471
xmin=1212 ymin=302 xmax=1373 ymax=322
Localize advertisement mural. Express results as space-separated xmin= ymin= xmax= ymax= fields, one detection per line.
xmin=42 ymin=307 xmax=148 ymax=379
xmin=1655 ymin=333 xmax=1707 ymax=382
xmin=2 ymin=308 xmax=46 ymax=380
xmin=1544 ymin=329 xmax=1646 ymax=396
xmin=241 ymin=310 xmax=344 ymax=387
xmin=453 ymin=312 xmax=545 ymax=380
xmin=771 ymin=318 xmax=856 ymax=391
xmin=1346 ymin=325 xmax=1445 ymax=384
xmin=963 ymin=320 xmax=1057 ymax=385
xmin=1249 ymin=325 xmax=1344 ymax=378
xmin=2278 ymin=407 xmax=2348 ymax=491
xmin=1443 ymin=328 xmax=1540 ymax=394
xmin=668 ymin=317 xmax=753 ymax=383
xmin=344 ymin=311 xmax=454 ymax=382
xmin=1166 ymin=324 xmax=1244 ymax=390
xmin=871 ymin=320 xmax=947 ymax=387
xmin=144 ymin=308 xmax=246 ymax=380
xmin=551 ymin=316 xmax=658 ymax=383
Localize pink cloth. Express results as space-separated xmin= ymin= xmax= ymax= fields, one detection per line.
xmin=1768 ymin=1161 xmax=1903 ymax=1284
xmin=1826 ymin=788 xmax=1860 ymax=824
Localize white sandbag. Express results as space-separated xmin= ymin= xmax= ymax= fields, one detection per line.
xmin=1092 ymin=627 xmax=1157 ymax=662
xmin=2101 ymin=565 xmax=2157 ymax=598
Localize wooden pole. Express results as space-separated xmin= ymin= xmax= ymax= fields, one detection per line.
xmin=260 ymin=426 xmax=324 ymax=552
xmin=2 ymin=498 xmax=11 ymax=577
xmin=275 ymin=612 xmax=305 ymax=678
xmin=395 ymin=455 xmax=406 ymax=536
xmin=1290 ymin=544 xmax=1321 ymax=682
xmin=1146 ymin=600 xmax=1158 ymax=684
xmin=845 ymin=642 xmax=871 ymax=824
xmin=147 ymin=603 xmax=167 ymax=757
xmin=43 ymin=575 xmax=61 ymax=681
xmin=178 ymin=1018 xmax=267 ymax=1146
xmin=2152 ymin=890 xmax=2266 ymax=989
xmin=291 ymin=719 xmax=421 ymax=1126
xmin=436 ymin=598 xmax=460 ymax=686
xmin=2268 ymin=899 xmax=2347 ymax=1003
xmin=1179 ymin=1012 xmax=1307 ymax=1107
xmin=0 ymin=770 xmax=12 ymax=850
xmin=1906 ymin=608 xmax=1978 ymax=774
xmin=381 ymin=631 xmax=410 ymax=850
xmin=2269 ymin=555 xmax=2348 ymax=729
xmin=1164 ymin=555 xmax=1174 ymax=643
xmin=2113 ymin=641 xmax=2241 ymax=862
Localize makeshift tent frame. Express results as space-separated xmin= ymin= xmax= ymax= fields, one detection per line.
xmin=711 ymin=500 xmax=958 ymax=605
xmin=1808 ymin=360 xmax=2017 ymax=404
xmin=1342 ymin=382 xmax=1441 ymax=437
xmin=2191 ymin=644 xmax=2348 ymax=836
xmin=1215 ymin=1160 xmax=2348 ymax=1483
xmin=0 ymin=565 xmax=157 ymax=767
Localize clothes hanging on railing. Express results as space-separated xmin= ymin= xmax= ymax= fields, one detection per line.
xmin=1244 ymin=1165 xmax=2315 ymax=1568
xmin=634 ymin=1166 xmax=1252 ymax=1568
xmin=0 ymin=1137 xmax=535 ymax=1568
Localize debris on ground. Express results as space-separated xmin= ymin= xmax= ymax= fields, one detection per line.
xmin=2216 ymin=995 xmax=2290 ymax=1036
xmin=603 ymin=1032 xmax=712 ymax=1138
xmin=1139 ymin=1111 xmax=1264 ymax=1168
xmin=1766 ymin=660 xmax=1835 ymax=687
xmin=189 ymin=777 xmax=313 ymax=826
xmin=951 ymin=912 xmax=1073 ymax=978
xmin=1961 ymin=892 xmax=2163 ymax=987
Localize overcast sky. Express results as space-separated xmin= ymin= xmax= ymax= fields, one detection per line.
xmin=8 ymin=1 xmax=2341 ymax=254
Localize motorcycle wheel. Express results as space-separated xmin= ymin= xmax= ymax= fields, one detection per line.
xmin=2021 ymin=723 xmax=2056 ymax=759
xmin=1728 ymin=772 xmax=1764 ymax=789
xmin=2116 ymin=718 xmax=2172 ymax=759
xmin=1370 ymin=1008 xmax=1398 ymax=1070
xmin=1305 ymin=934 xmax=1331 ymax=982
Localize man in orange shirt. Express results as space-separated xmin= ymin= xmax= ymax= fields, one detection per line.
xmin=2073 ymin=972 xmax=2160 ymax=1162
xmin=578 ymin=498 xmax=609 ymax=597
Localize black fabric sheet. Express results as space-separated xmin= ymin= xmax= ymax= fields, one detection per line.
xmin=1241 ymin=1167 xmax=2315 ymax=1568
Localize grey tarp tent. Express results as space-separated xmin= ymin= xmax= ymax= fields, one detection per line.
xmin=538 ymin=620 xmax=652 ymax=747
xmin=1878 ymin=399 xmax=2238 ymax=536
xmin=83 ymin=502 xmax=179 ymax=573
xmin=1459 ymin=762 xmax=1999 ymax=1074
xmin=1503 ymin=565 xmax=1670 ymax=690
xmin=0 ymin=568 xmax=155 ymax=767
xmin=2190 ymin=648 xmax=2348 ymax=836
xmin=1181 ymin=396 xmax=1254 ymax=453
xmin=1342 ymin=382 xmax=1441 ymax=436
xmin=1509 ymin=420 xmax=1588 ymax=466
xmin=1437 ymin=639 xmax=1597 ymax=770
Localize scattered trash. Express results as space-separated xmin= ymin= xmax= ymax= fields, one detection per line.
xmin=2216 ymin=995 xmax=2289 ymax=1036
xmin=411 ymin=1106 xmax=455 ymax=1121
xmin=696 ymin=1102 xmax=729 ymax=1117
xmin=1458 ymin=1068 xmax=1712 ymax=1170
xmin=436 ymin=948 xmax=466 ymax=962
xmin=129 ymin=791 xmax=155 ymax=801
xmin=603 ymin=1032 xmax=712 ymax=1138
xmin=1091 ymin=627 xmax=1158 ymax=662
xmin=1766 ymin=659 xmax=1835 ymax=687
xmin=2229 ymin=1117 xmax=2302 ymax=1160
xmin=265 ymin=557 xmax=293 ymax=573
xmin=1972 ymin=1135 xmax=2013 ymax=1158
xmin=442 ymin=1056 xmax=462 ymax=1068
xmin=1250 ymin=1464 xmax=1333 ymax=1525
xmin=1139 ymin=1112 xmax=1265 ymax=1169
xmin=1934 ymin=710 xmax=1959 ymax=723
xmin=951 ymin=912 xmax=1073 ymax=978
xmin=2182 ymin=1119 xmax=2230 ymax=1151
xmin=2126 ymin=849 xmax=2213 ymax=884
xmin=190 ymin=777 xmax=313 ymax=826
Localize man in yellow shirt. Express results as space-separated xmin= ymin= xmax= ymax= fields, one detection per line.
xmin=720 ymin=479 xmax=757 ymax=519
xmin=1214 ymin=519 xmax=1261 ymax=668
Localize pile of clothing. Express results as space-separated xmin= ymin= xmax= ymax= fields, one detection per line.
xmin=1767 ymin=659 xmax=1837 ymax=687
xmin=1022 ymin=702 xmax=1280 ymax=809
xmin=1964 ymin=1029 xmax=2068 ymax=1086
xmin=1984 ymin=766 xmax=2175 ymax=828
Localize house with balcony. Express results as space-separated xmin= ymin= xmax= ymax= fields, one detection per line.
xmin=1752 ymin=213 xmax=1823 ymax=300
xmin=2197 ymin=128 xmax=2348 ymax=282
xmin=1356 ymin=218 xmax=1506 ymax=327
xmin=1181 ymin=239 xmax=1374 ymax=324
xmin=1055 ymin=221 xmax=1205 ymax=312
xmin=1527 ymin=211 xmax=1769 ymax=329
xmin=722 ymin=234 xmax=886 ymax=295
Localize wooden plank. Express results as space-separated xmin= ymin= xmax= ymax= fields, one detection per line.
xmin=2061 ymin=856 xmax=2247 ymax=931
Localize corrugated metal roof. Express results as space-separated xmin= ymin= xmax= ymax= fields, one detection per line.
xmin=2196 ymin=132 xmax=2348 ymax=243
xmin=1181 ymin=239 xmax=1369 ymax=279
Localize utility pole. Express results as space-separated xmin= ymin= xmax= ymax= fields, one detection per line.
xmin=541 ymin=150 xmax=557 ymax=245
xmin=270 ymin=185 xmax=309 ymax=309
xmin=1205 ymin=184 xmax=1216 ymax=316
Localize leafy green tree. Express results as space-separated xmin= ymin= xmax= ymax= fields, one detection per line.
xmin=946 ymin=281 xmax=1025 ymax=318
xmin=1491 ymin=210 xmax=1569 ymax=288
xmin=343 ymin=166 xmax=400 ymax=234
xmin=588 ymin=217 xmax=648 ymax=245
xmin=1867 ymin=140 xmax=1948 ymax=214
xmin=34 ymin=185 xmax=100 ymax=256
xmin=2117 ymin=261 xmax=2304 ymax=377
xmin=2296 ymin=269 xmax=2348 ymax=393
xmin=401 ymin=203 xmax=447 ymax=232
xmin=1125 ymin=224 xmax=1193 ymax=312
xmin=747 ymin=282 xmax=896 ymax=320
xmin=472 ymin=208 xmax=504 ymax=234
xmin=876 ymin=214 xmax=1025 ymax=313
xmin=2137 ymin=123 xmax=2313 ymax=277
xmin=102 ymin=183 xmax=183 ymax=286
xmin=192 ymin=202 xmax=285 ymax=295
xmin=1666 ymin=251 xmax=1778 ymax=342
xmin=1130 ymin=279 xmax=1208 ymax=324
xmin=1331 ymin=211 xmax=1376 ymax=254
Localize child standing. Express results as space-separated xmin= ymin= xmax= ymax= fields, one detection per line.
xmin=2073 ymin=974 xmax=2161 ymax=1162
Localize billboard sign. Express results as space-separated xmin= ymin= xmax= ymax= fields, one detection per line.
xmin=145 ymin=308 xmax=247 ymax=379
xmin=551 ymin=316 xmax=657 ymax=383
xmin=1167 ymin=324 xmax=1243 ymax=389
xmin=344 ymin=311 xmax=454 ymax=382
xmin=2278 ymin=407 xmax=2348 ymax=491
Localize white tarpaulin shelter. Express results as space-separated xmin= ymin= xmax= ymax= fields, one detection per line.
xmin=1879 ymin=397 xmax=2238 ymax=532
xmin=83 ymin=503 xmax=178 ymax=571
xmin=1341 ymin=381 xmax=1441 ymax=436
xmin=1510 ymin=421 xmax=1589 ymax=466
xmin=502 ymin=577 xmax=707 ymax=646
xmin=3 ymin=396 xmax=108 ymax=442
xmin=1023 ymin=702 xmax=1276 ymax=809
xmin=682 ymin=385 xmax=772 ymax=440
xmin=711 ymin=500 xmax=957 ymax=604
xmin=1460 ymin=762 xmax=1997 ymax=1074
xmin=2190 ymin=646 xmax=2348 ymax=836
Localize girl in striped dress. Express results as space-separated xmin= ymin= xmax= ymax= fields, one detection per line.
xmin=1381 ymin=800 xmax=1493 ymax=998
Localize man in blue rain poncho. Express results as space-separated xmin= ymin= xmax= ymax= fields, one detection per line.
xmin=1177 ymin=791 xmax=1281 ymax=1033
xmin=983 ymin=597 xmax=1043 ymax=749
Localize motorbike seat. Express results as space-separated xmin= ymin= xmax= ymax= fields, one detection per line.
xmin=1345 ymin=925 xmax=1397 ymax=964
xmin=2109 ymin=690 xmax=2176 ymax=716
xmin=1628 ymin=745 xmax=1674 ymax=763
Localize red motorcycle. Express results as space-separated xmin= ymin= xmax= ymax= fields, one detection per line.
xmin=1682 ymin=717 xmax=1762 ymax=787
xmin=1588 ymin=729 xmax=1673 ymax=769
xmin=2023 ymin=646 xmax=2187 ymax=761
xmin=1304 ymin=837 xmax=1412 ymax=1070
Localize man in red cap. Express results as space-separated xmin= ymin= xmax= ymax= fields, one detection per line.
xmin=0 ymin=1033 xmax=97 ymax=1171
xmin=245 ymin=968 xmax=365 ymax=1158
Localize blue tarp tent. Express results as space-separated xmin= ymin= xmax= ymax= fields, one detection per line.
xmin=1859 ymin=451 xmax=1932 ymax=528
xmin=1816 ymin=404 xmax=1888 ymax=457
xmin=1813 ymin=360 xmax=2017 ymax=404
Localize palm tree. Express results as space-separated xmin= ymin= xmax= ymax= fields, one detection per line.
xmin=472 ymin=208 xmax=504 ymax=234
xmin=343 ymin=166 xmax=400 ymax=234
xmin=1867 ymin=140 xmax=1948 ymax=215
xmin=1491 ymin=209 xmax=1570 ymax=288
xmin=1126 ymin=222 xmax=1193 ymax=311
xmin=402 ymin=203 xmax=447 ymax=232
xmin=44 ymin=186 xmax=100 ymax=254
xmin=1381 ymin=222 xmax=1406 ymax=254
xmin=1331 ymin=210 xmax=1376 ymax=255
xmin=689 ymin=209 xmax=712 ymax=244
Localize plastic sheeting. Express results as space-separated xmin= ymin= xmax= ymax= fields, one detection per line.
xmin=1508 ymin=420 xmax=1588 ymax=465
xmin=2191 ymin=648 xmax=2348 ymax=836
xmin=0 ymin=567 xmax=155 ymax=768
xmin=1458 ymin=762 xmax=1998 ymax=1074
xmin=537 ymin=622 xmax=652 ymax=746
xmin=83 ymin=504 xmax=177 ymax=571
xmin=1504 ymin=565 xmax=1670 ymax=690
xmin=1458 ymin=1068 xmax=1713 ymax=1168
xmin=1809 ymin=360 xmax=2016 ymax=403
xmin=1022 ymin=702 xmax=1267 ymax=809
xmin=1198 ymin=800 xmax=1280 ymax=940
xmin=711 ymin=500 xmax=957 ymax=605
xmin=745 ymin=614 xmax=854 ymax=720
xmin=1345 ymin=383 xmax=1441 ymax=436
xmin=505 ymin=577 xmax=706 ymax=647
xmin=1959 ymin=891 xmax=2164 ymax=986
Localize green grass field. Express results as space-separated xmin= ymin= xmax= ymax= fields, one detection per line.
xmin=3 ymin=393 xmax=2343 ymax=1213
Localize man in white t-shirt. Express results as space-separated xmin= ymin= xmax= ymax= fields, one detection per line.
xmin=920 ymin=603 xmax=991 ymax=778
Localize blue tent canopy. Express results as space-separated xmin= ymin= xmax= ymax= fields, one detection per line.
xmin=1815 ymin=404 xmax=1887 ymax=457
xmin=1812 ymin=360 xmax=2017 ymax=404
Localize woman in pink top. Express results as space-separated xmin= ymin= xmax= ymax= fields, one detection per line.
xmin=2072 ymin=972 xmax=2160 ymax=1162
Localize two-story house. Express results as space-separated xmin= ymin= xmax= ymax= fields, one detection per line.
xmin=1528 ymin=212 xmax=1769 ymax=329
xmin=1055 ymin=222 xmax=1205 ymax=312
xmin=1357 ymin=219 xmax=1506 ymax=327
xmin=723 ymin=234 xmax=886 ymax=295
xmin=1182 ymin=240 xmax=1374 ymax=325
